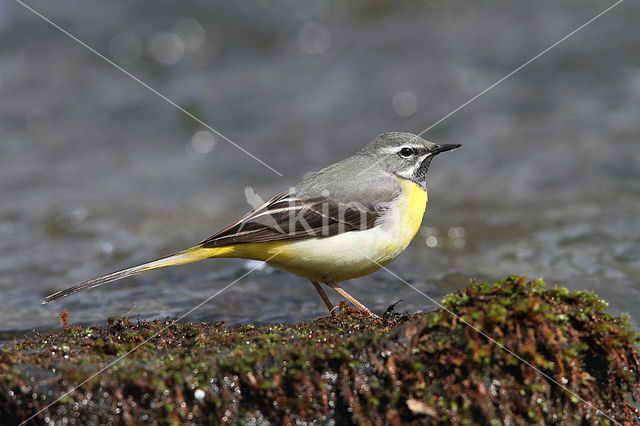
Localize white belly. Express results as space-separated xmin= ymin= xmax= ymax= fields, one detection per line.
xmin=265 ymin=226 xmax=402 ymax=282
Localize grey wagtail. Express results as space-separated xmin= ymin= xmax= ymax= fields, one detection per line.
xmin=43 ymin=132 xmax=460 ymax=317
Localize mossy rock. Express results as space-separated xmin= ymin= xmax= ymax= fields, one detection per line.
xmin=1 ymin=276 xmax=639 ymax=424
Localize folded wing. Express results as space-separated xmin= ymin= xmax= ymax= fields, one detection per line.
xmin=200 ymin=191 xmax=385 ymax=248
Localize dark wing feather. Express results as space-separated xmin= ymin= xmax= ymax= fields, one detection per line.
xmin=200 ymin=190 xmax=384 ymax=248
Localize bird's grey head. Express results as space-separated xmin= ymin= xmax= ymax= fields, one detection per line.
xmin=361 ymin=132 xmax=461 ymax=188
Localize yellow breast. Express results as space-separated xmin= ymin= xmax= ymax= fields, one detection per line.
xmin=395 ymin=178 xmax=429 ymax=246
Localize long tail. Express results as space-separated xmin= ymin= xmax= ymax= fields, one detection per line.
xmin=42 ymin=246 xmax=216 ymax=304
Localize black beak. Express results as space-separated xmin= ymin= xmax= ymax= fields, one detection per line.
xmin=431 ymin=143 xmax=462 ymax=155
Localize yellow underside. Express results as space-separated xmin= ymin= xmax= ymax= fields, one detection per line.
xmin=178 ymin=179 xmax=428 ymax=282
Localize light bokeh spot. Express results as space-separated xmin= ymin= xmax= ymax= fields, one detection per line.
xmin=148 ymin=32 xmax=185 ymax=65
xmin=392 ymin=91 xmax=418 ymax=117
xmin=298 ymin=22 xmax=332 ymax=55
xmin=173 ymin=19 xmax=206 ymax=51
xmin=194 ymin=389 xmax=205 ymax=401
xmin=187 ymin=130 xmax=216 ymax=159
xmin=448 ymin=227 xmax=465 ymax=238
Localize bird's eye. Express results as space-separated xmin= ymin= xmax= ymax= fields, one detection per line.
xmin=399 ymin=147 xmax=414 ymax=158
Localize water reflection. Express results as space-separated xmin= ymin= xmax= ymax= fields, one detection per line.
xmin=1 ymin=0 xmax=639 ymax=332
xmin=25 ymin=107 xmax=53 ymax=135
xmin=109 ymin=32 xmax=143 ymax=65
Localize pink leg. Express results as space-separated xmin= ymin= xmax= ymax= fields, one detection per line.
xmin=310 ymin=281 xmax=336 ymax=315
xmin=325 ymin=282 xmax=378 ymax=318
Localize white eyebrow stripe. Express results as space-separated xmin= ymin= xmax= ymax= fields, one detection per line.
xmin=379 ymin=145 xmax=425 ymax=154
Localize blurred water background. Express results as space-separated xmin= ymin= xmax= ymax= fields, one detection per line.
xmin=1 ymin=0 xmax=639 ymax=335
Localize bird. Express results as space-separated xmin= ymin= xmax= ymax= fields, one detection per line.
xmin=43 ymin=132 xmax=460 ymax=317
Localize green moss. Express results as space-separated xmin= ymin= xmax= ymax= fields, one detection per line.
xmin=1 ymin=276 xmax=638 ymax=424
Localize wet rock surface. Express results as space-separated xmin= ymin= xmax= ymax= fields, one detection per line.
xmin=1 ymin=276 xmax=638 ymax=424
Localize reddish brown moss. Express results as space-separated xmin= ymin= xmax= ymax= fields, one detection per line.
xmin=1 ymin=276 xmax=639 ymax=424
